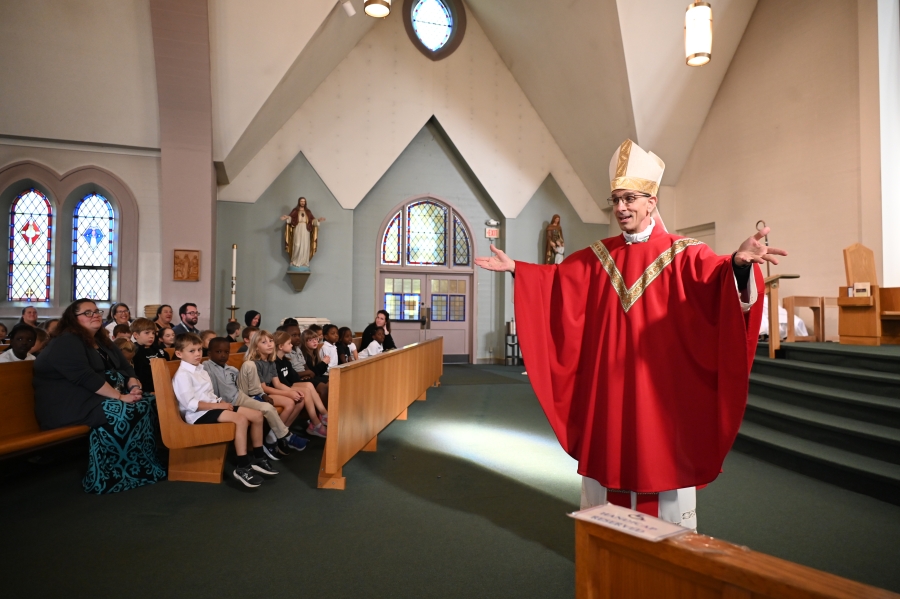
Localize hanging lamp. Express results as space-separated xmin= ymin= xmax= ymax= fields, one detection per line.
xmin=685 ymin=2 xmax=712 ymax=67
xmin=364 ymin=0 xmax=391 ymax=18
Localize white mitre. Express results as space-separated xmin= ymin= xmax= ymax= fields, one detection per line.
xmin=608 ymin=139 xmax=665 ymax=196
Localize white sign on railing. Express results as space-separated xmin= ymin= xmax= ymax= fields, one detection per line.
xmin=569 ymin=503 xmax=690 ymax=542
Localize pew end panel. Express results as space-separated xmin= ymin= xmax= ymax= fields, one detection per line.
xmin=0 ymin=361 xmax=89 ymax=457
xmin=318 ymin=337 xmax=443 ymax=489
xmin=151 ymin=358 xmax=235 ymax=483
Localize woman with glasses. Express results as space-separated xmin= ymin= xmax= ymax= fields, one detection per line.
xmin=104 ymin=302 xmax=132 ymax=339
xmin=33 ymin=299 xmax=166 ymax=494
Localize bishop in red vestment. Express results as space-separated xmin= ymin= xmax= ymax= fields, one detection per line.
xmin=475 ymin=140 xmax=786 ymax=528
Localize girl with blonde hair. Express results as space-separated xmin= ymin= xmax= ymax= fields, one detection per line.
xmin=238 ymin=330 xmax=304 ymax=437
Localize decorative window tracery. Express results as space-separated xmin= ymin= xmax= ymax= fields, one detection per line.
xmin=407 ymin=201 xmax=447 ymax=265
xmin=8 ymin=189 xmax=52 ymax=302
xmin=381 ymin=211 xmax=401 ymax=265
xmin=412 ymin=0 xmax=453 ymax=51
xmin=453 ymin=214 xmax=470 ymax=266
xmin=72 ymin=193 xmax=114 ymax=301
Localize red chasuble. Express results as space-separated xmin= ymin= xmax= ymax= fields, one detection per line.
xmin=514 ymin=225 xmax=764 ymax=493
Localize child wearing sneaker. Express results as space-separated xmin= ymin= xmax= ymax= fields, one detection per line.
xmin=172 ymin=333 xmax=278 ymax=488
xmin=273 ymin=331 xmax=328 ymax=437
xmin=239 ymin=331 xmax=307 ymax=435
xmin=204 ymin=337 xmax=308 ymax=458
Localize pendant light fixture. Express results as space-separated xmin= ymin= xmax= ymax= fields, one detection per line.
xmin=685 ymin=2 xmax=712 ymax=67
xmin=364 ymin=0 xmax=391 ymax=18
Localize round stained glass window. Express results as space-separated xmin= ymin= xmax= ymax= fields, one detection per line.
xmin=411 ymin=0 xmax=453 ymax=51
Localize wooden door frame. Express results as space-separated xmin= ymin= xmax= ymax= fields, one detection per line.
xmin=374 ymin=194 xmax=477 ymax=364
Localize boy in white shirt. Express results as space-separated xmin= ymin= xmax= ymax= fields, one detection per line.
xmin=319 ymin=324 xmax=339 ymax=373
xmin=0 ymin=324 xmax=37 ymax=363
xmin=171 ymin=333 xmax=277 ymax=488
xmin=359 ymin=327 xmax=385 ymax=359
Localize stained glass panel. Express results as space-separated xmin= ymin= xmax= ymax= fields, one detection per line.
xmin=402 ymin=293 xmax=421 ymax=320
xmin=449 ymin=295 xmax=465 ymax=321
xmin=72 ymin=193 xmax=114 ymax=301
xmin=8 ymin=189 xmax=52 ymax=302
xmin=431 ymin=294 xmax=448 ymax=321
xmin=407 ymin=201 xmax=447 ymax=265
xmin=381 ymin=211 xmax=401 ymax=264
xmin=453 ymin=215 xmax=470 ymax=266
xmin=411 ymin=0 xmax=453 ymax=51
xmin=384 ymin=293 xmax=402 ymax=321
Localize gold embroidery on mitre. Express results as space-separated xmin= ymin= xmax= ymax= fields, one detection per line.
xmin=590 ymin=238 xmax=703 ymax=312
xmin=615 ymin=139 xmax=633 ymax=179
xmin=610 ymin=176 xmax=659 ymax=196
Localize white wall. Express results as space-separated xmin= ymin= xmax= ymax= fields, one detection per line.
xmin=218 ymin=9 xmax=606 ymax=225
xmin=0 ymin=0 xmax=159 ymax=148
xmin=0 ymin=143 xmax=162 ymax=312
xmin=676 ymin=0 xmax=864 ymax=302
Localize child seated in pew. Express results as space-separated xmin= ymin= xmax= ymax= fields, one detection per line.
xmin=199 ymin=330 xmax=216 ymax=357
xmin=0 ymin=324 xmax=36 ymax=363
xmin=298 ymin=328 xmax=330 ymax=408
xmin=0 ymin=322 xmax=8 ymax=342
xmin=273 ymin=331 xmax=328 ymax=437
xmin=359 ymin=326 xmax=385 ymax=359
xmin=29 ymin=327 xmax=49 ymax=357
xmin=238 ymin=326 xmax=258 ymax=353
xmin=336 ymin=327 xmax=357 ymax=364
xmin=203 ymin=337 xmax=308 ymax=460
xmin=160 ymin=327 xmax=175 ymax=349
xmin=113 ymin=324 xmax=132 ymax=341
xmin=319 ymin=324 xmax=339 ymax=374
xmin=131 ymin=318 xmax=170 ymax=393
xmin=239 ymin=331 xmax=310 ymax=440
xmin=173 ymin=333 xmax=277 ymax=488
xmin=114 ymin=338 xmax=136 ymax=364
xmin=226 ymin=321 xmax=241 ymax=343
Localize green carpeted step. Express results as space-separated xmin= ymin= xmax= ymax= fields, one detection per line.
xmin=737 ymin=420 xmax=900 ymax=489
xmin=749 ymin=373 xmax=900 ymax=427
xmin=753 ymin=356 xmax=900 ymax=399
xmin=745 ymin=394 xmax=900 ymax=464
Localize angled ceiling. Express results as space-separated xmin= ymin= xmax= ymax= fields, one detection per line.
xmin=210 ymin=0 xmax=758 ymax=212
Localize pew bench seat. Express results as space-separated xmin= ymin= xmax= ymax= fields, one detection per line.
xmin=0 ymin=361 xmax=90 ymax=458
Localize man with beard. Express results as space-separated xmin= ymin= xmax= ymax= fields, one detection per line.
xmin=172 ymin=303 xmax=201 ymax=336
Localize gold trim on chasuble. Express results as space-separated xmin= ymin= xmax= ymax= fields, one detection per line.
xmin=590 ymin=238 xmax=703 ymax=312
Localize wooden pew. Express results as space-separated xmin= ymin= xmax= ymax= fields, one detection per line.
xmin=151 ymin=358 xmax=235 ymax=483
xmin=318 ymin=337 xmax=443 ymax=490
xmin=576 ymin=518 xmax=898 ymax=599
xmin=230 ymin=341 xmax=242 ymax=354
xmin=0 ymin=361 xmax=90 ymax=457
xmin=164 ymin=347 xmax=175 ymax=359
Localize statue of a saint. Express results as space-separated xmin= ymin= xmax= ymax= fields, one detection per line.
xmin=280 ymin=197 xmax=326 ymax=271
xmin=545 ymin=214 xmax=565 ymax=264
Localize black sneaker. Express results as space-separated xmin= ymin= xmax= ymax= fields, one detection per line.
xmin=262 ymin=442 xmax=281 ymax=461
xmin=251 ymin=457 xmax=279 ymax=476
xmin=233 ymin=465 xmax=263 ymax=488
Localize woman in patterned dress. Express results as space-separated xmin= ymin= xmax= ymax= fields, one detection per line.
xmin=33 ymin=299 xmax=166 ymax=493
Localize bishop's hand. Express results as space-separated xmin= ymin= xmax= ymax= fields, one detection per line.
xmin=734 ymin=226 xmax=788 ymax=267
xmin=474 ymin=244 xmax=516 ymax=273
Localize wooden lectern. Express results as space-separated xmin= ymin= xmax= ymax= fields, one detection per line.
xmin=838 ymin=244 xmax=900 ymax=345
xmin=764 ymin=273 xmax=800 ymax=358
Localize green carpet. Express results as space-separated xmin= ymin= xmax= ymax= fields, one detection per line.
xmin=1 ymin=365 xmax=898 ymax=597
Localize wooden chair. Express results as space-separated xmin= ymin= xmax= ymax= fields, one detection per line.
xmin=764 ymin=274 xmax=799 ymax=358
xmin=150 ymin=358 xmax=234 ymax=483
xmin=783 ymin=296 xmax=823 ymax=342
xmin=838 ymin=243 xmax=900 ymax=345
xmin=0 ymin=361 xmax=90 ymax=457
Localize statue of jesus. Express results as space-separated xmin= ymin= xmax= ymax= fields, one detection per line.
xmin=280 ymin=197 xmax=325 ymax=270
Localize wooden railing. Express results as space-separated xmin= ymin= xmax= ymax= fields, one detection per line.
xmin=318 ymin=337 xmax=443 ymax=489
xmin=576 ymin=518 xmax=898 ymax=598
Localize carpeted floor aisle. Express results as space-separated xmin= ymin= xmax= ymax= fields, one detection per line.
xmin=1 ymin=365 xmax=898 ymax=597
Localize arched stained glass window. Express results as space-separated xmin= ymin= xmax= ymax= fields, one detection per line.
xmin=453 ymin=214 xmax=470 ymax=266
xmin=412 ymin=0 xmax=453 ymax=51
xmin=72 ymin=193 xmax=114 ymax=301
xmin=381 ymin=211 xmax=401 ymax=265
xmin=8 ymin=189 xmax=53 ymax=302
xmin=406 ymin=200 xmax=447 ymax=265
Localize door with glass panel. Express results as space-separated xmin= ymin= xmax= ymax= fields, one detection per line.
xmin=376 ymin=197 xmax=474 ymax=363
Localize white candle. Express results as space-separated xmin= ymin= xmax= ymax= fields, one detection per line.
xmin=231 ymin=244 xmax=237 ymax=307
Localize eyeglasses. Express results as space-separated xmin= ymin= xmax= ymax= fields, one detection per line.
xmin=185 ymin=311 xmax=201 ymax=316
xmin=606 ymin=193 xmax=651 ymax=207
xmin=75 ymin=310 xmax=104 ymax=318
